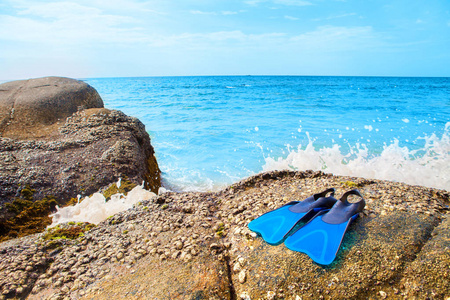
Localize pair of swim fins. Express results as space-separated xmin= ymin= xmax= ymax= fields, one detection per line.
xmin=248 ymin=188 xmax=365 ymax=265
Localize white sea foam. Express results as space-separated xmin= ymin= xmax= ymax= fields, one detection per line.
xmin=263 ymin=125 xmax=450 ymax=191
xmin=50 ymin=181 xmax=156 ymax=226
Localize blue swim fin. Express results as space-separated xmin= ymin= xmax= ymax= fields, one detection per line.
xmin=284 ymin=189 xmax=365 ymax=265
xmin=248 ymin=188 xmax=337 ymax=245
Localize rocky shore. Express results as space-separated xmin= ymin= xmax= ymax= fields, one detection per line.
xmin=0 ymin=77 xmax=449 ymax=299
xmin=0 ymin=170 xmax=449 ymax=299
xmin=0 ymin=77 xmax=160 ymax=240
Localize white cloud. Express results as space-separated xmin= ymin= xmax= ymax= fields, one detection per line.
xmin=190 ymin=10 xmax=241 ymax=16
xmin=222 ymin=11 xmax=239 ymax=15
xmin=285 ymin=15 xmax=299 ymax=20
xmin=0 ymin=1 xmax=147 ymax=46
xmin=8 ymin=0 xmax=162 ymax=14
xmin=244 ymin=0 xmax=264 ymax=5
xmin=274 ymin=0 xmax=312 ymax=6
xmin=290 ymin=25 xmax=379 ymax=51
xmin=143 ymin=25 xmax=380 ymax=55
xmin=148 ymin=31 xmax=287 ymax=48
xmin=245 ymin=0 xmax=312 ymax=6
xmin=18 ymin=2 xmax=102 ymax=19
xmin=190 ymin=10 xmax=216 ymax=15
xmin=86 ymin=0 xmax=163 ymax=14
xmin=0 ymin=1 xmax=394 ymax=79
xmin=313 ymin=12 xmax=357 ymax=21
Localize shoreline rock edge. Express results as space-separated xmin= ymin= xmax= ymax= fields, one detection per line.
xmin=0 ymin=170 xmax=448 ymax=299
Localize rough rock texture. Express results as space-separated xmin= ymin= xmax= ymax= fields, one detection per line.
xmin=0 ymin=171 xmax=448 ymax=300
xmin=0 ymin=77 xmax=161 ymax=239
xmin=0 ymin=108 xmax=160 ymax=203
xmin=400 ymin=214 xmax=450 ymax=299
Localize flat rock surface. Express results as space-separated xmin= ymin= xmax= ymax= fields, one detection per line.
xmin=0 ymin=171 xmax=449 ymax=299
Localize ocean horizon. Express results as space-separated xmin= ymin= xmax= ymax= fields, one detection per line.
xmin=80 ymin=75 xmax=449 ymax=192
xmin=3 ymin=75 xmax=448 ymax=191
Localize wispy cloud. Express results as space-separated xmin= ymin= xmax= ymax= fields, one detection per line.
xmin=8 ymin=0 xmax=163 ymax=15
xmin=145 ymin=25 xmax=382 ymax=54
xmin=190 ymin=10 xmax=241 ymax=16
xmin=275 ymin=0 xmax=312 ymax=6
xmin=244 ymin=0 xmax=265 ymax=5
xmin=149 ymin=31 xmax=287 ymax=48
xmin=190 ymin=10 xmax=216 ymax=15
xmin=313 ymin=12 xmax=357 ymax=21
xmin=18 ymin=2 xmax=102 ymax=19
xmin=290 ymin=25 xmax=380 ymax=51
xmin=0 ymin=1 xmax=147 ymax=45
xmin=285 ymin=15 xmax=299 ymax=20
xmin=222 ymin=11 xmax=239 ymax=15
xmin=245 ymin=0 xmax=312 ymax=6
xmin=2 ymin=0 xmax=443 ymax=78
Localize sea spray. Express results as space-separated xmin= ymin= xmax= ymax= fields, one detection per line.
xmin=50 ymin=181 xmax=156 ymax=226
xmin=86 ymin=76 xmax=450 ymax=192
xmin=263 ymin=125 xmax=450 ymax=190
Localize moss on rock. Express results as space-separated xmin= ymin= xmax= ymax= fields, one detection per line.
xmin=0 ymin=186 xmax=58 ymax=242
xmin=44 ymin=226 xmax=84 ymax=240
xmin=43 ymin=222 xmax=96 ymax=241
xmin=341 ymin=180 xmax=360 ymax=188
xmin=102 ymin=177 xmax=137 ymax=201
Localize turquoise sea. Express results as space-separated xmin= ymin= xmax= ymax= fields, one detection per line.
xmin=85 ymin=76 xmax=450 ymax=192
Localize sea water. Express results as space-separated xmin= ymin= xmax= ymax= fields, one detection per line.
xmin=84 ymin=76 xmax=449 ymax=192
xmin=50 ymin=76 xmax=449 ymax=225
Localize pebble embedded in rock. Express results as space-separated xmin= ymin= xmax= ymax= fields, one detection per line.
xmin=239 ymin=270 xmax=247 ymax=284
xmin=267 ymin=291 xmax=276 ymax=300
xmin=210 ymin=243 xmax=220 ymax=250
xmin=174 ymin=241 xmax=183 ymax=250
xmin=233 ymin=262 xmax=242 ymax=272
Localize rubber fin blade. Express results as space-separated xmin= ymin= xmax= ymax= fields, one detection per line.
xmin=248 ymin=206 xmax=308 ymax=245
xmin=284 ymin=215 xmax=350 ymax=265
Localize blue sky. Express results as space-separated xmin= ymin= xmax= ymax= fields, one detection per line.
xmin=0 ymin=0 xmax=449 ymax=80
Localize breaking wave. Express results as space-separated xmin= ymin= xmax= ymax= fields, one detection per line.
xmin=50 ymin=182 xmax=157 ymax=226
xmin=263 ymin=123 xmax=450 ymax=190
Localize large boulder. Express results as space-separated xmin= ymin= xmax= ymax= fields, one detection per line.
xmin=0 ymin=77 xmax=103 ymax=139
xmin=0 ymin=77 xmax=161 ymax=239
